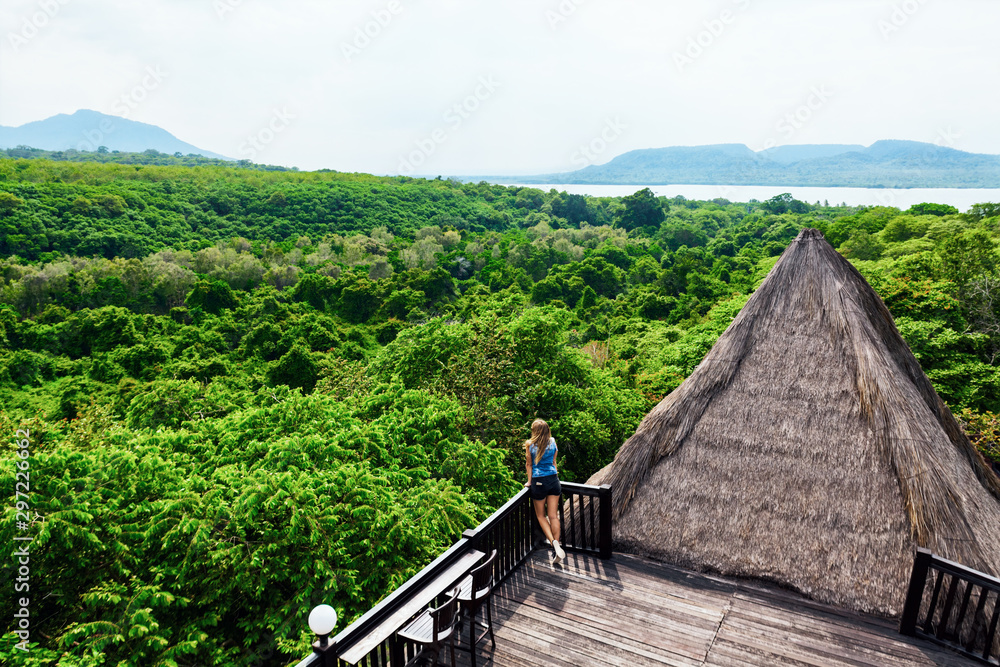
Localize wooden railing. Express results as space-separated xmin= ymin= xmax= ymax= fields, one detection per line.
xmin=558 ymin=481 xmax=613 ymax=559
xmin=299 ymin=483 xmax=613 ymax=667
xmin=900 ymin=548 xmax=1000 ymax=665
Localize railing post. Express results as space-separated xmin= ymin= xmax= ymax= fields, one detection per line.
xmin=390 ymin=634 xmax=405 ymax=667
xmin=900 ymin=548 xmax=933 ymax=636
xmin=311 ymin=639 xmax=337 ymax=667
xmin=598 ymin=484 xmax=613 ymax=560
xmin=529 ymin=496 xmax=544 ymax=548
xmin=462 ymin=528 xmax=480 ymax=550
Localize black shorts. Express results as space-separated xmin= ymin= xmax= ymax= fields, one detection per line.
xmin=530 ymin=474 xmax=561 ymax=500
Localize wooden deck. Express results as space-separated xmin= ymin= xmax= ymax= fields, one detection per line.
xmin=450 ymin=550 xmax=978 ymax=667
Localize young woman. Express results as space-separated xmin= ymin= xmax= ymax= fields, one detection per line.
xmin=524 ymin=419 xmax=567 ymax=565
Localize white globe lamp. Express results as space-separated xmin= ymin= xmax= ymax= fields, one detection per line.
xmin=308 ymin=604 xmax=338 ymax=648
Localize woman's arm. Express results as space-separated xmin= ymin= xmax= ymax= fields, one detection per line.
xmin=524 ymin=442 xmax=532 ymax=488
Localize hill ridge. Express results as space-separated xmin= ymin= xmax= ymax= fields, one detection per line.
xmin=0 ymin=109 xmax=230 ymax=160
xmin=508 ymin=141 xmax=1000 ymax=188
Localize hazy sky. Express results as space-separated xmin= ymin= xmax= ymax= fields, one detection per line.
xmin=1 ymin=0 xmax=998 ymax=175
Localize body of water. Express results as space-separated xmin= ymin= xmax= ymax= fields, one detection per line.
xmin=503 ymin=183 xmax=1000 ymax=211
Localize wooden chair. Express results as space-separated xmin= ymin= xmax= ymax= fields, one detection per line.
xmin=457 ymin=550 xmax=498 ymax=666
xmin=398 ymin=587 xmax=460 ymax=667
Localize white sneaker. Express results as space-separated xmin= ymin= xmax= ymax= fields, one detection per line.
xmin=552 ymin=540 xmax=566 ymax=564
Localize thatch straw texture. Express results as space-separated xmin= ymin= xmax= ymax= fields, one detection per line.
xmin=589 ymin=228 xmax=1000 ymax=616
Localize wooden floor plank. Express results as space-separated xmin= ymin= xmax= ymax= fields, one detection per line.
xmin=516 ymin=567 xmax=724 ymax=642
xmin=372 ymin=550 xmax=981 ymax=667
xmin=497 ymin=595 xmax=705 ymax=666
xmin=723 ymin=599 xmax=953 ymax=664
xmin=508 ymin=588 xmax=715 ymax=656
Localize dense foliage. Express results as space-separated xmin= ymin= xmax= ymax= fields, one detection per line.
xmin=2 ymin=156 xmax=999 ymax=665
xmin=2 ymin=146 xmax=287 ymax=170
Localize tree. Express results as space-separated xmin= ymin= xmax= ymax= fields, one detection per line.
xmin=577 ymin=285 xmax=598 ymax=312
xmin=292 ymin=272 xmax=336 ymax=310
xmin=93 ymin=194 xmax=127 ymax=216
xmin=959 ymin=408 xmax=1000 ymax=465
xmin=514 ymin=188 xmax=544 ymax=210
xmin=709 ymin=239 xmax=737 ymax=258
xmin=880 ymin=216 xmax=929 ymax=243
xmin=938 ymin=230 xmax=998 ymax=291
xmin=268 ymin=341 xmax=319 ymax=391
xmin=0 ymin=191 xmax=25 ymax=214
xmin=658 ymin=223 xmax=708 ymax=251
xmin=965 ymin=275 xmax=1000 ymax=364
xmin=907 ymin=202 xmax=958 ymax=217
xmin=368 ymin=258 xmax=394 ymax=281
xmin=185 ymin=279 xmax=238 ymax=314
xmin=595 ymin=244 xmax=632 ymax=270
xmin=551 ymin=193 xmax=590 ymax=227
xmin=401 ymin=237 xmax=444 ymax=270
xmin=573 ymin=257 xmax=622 ymax=297
xmin=616 ymin=188 xmax=666 ymax=232
xmin=266 ymin=191 xmax=288 ymax=208
xmin=761 ymin=193 xmax=808 ymax=215
xmin=965 ymin=202 xmax=1000 ymax=222
xmin=825 ymin=206 xmax=899 ymax=247
xmin=531 ymin=277 xmax=563 ymax=304
xmin=840 ymin=230 xmax=885 ymax=261
xmin=338 ymin=275 xmax=381 ymax=323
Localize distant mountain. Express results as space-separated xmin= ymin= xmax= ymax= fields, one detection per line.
xmin=0 ymin=109 xmax=230 ymax=160
xmin=509 ymin=141 xmax=1000 ymax=188
xmin=758 ymin=144 xmax=865 ymax=164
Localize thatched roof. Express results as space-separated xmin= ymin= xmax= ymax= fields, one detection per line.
xmin=589 ymin=228 xmax=1000 ymax=616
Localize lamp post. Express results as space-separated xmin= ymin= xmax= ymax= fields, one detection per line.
xmin=308 ymin=604 xmax=338 ymax=666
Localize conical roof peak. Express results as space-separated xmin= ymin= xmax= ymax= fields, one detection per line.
xmin=794 ymin=227 xmax=824 ymax=241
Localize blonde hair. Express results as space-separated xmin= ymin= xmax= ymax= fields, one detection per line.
xmin=529 ymin=419 xmax=552 ymax=465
